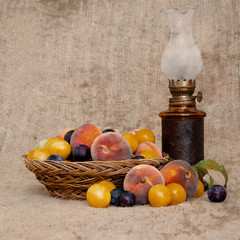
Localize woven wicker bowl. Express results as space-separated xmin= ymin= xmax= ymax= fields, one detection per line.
xmin=22 ymin=154 xmax=169 ymax=200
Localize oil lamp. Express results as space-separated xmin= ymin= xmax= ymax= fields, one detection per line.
xmin=159 ymin=7 xmax=206 ymax=165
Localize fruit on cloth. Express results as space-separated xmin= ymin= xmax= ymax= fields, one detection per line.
xmin=166 ymin=183 xmax=186 ymax=205
xmin=135 ymin=129 xmax=155 ymax=144
xmin=148 ymin=184 xmax=171 ymax=207
xmin=122 ymin=133 xmax=138 ymax=153
xmin=110 ymin=188 xmax=124 ymax=206
xmin=70 ymin=124 xmax=102 ymax=150
xmin=123 ymin=164 xmax=165 ymax=204
xmin=98 ymin=180 xmax=116 ymax=192
xmin=160 ymin=160 xmax=198 ymax=199
xmin=140 ymin=150 xmax=160 ymax=159
xmin=27 ymin=148 xmax=51 ymax=160
xmin=86 ymin=183 xmax=111 ymax=208
xmin=64 ymin=130 xmax=74 ymax=144
xmin=119 ymin=191 xmax=136 ymax=207
xmin=57 ymin=128 xmax=74 ymax=140
xmin=45 ymin=138 xmax=71 ymax=160
xmin=135 ymin=142 xmax=162 ymax=158
xmin=207 ymin=185 xmax=227 ymax=202
xmin=46 ymin=154 xmax=63 ymax=161
xmin=72 ymin=144 xmax=91 ymax=162
xmin=192 ymin=180 xmax=204 ymax=198
xmin=91 ymin=132 xmax=132 ymax=161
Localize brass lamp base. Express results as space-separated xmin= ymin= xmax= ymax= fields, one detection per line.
xmin=159 ymin=79 xmax=206 ymax=165
xmin=169 ymin=79 xmax=202 ymax=107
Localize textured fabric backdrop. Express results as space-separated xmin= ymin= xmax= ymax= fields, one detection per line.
xmin=1 ymin=0 xmax=239 ymax=166
xmin=0 ymin=0 xmax=239 ymax=239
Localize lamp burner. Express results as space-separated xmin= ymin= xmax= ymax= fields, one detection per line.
xmin=169 ymin=79 xmax=202 ymax=107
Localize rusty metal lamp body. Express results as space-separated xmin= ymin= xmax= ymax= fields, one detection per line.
xmin=159 ymin=8 xmax=206 ymax=165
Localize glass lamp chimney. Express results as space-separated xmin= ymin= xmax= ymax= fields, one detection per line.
xmin=159 ymin=7 xmax=206 ymax=165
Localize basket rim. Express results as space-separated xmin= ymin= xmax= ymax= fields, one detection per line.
xmin=21 ymin=154 xmax=169 ymax=172
xmin=22 ymin=153 xmax=169 ymax=165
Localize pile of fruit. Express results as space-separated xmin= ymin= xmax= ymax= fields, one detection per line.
xmin=86 ymin=160 xmax=227 ymax=208
xmin=26 ymin=123 xmax=228 ymax=207
xmin=27 ymin=123 xmax=163 ymax=162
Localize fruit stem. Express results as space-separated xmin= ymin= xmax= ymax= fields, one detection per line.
xmin=140 ymin=176 xmax=146 ymax=183
xmin=185 ymin=171 xmax=191 ymax=178
xmin=34 ymin=136 xmax=39 ymax=144
xmin=101 ymin=145 xmax=110 ymax=154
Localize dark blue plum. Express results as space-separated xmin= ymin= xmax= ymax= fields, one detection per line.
xmin=208 ymin=185 xmax=227 ymax=202
xmin=102 ymin=128 xmax=115 ymax=133
xmin=119 ymin=191 xmax=136 ymax=207
xmin=131 ymin=155 xmax=145 ymax=159
xmin=110 ymin=188 xmax=124 ymax=206
xmin=46 ymin=154 xmax=63 ymax=162
xmin=64 ymin=130 xmax=74 ymax=144
xmin=72 ymin=144 xmax=91 ymax=162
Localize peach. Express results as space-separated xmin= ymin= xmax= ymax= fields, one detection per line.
xmin=135 ymin=142 xmax=162 ymax=158
xmin=57 ymin=128 xmax=74 ymax=140
xmin=91 ymin=132 xmax=132 ymax=161
xmin=160 ymin=160 xmax=198 ymax=199
xmin=70 ymin=124 xmax=102 ymax=150
xmin=123 ymin=164 xmax=165 ymax=204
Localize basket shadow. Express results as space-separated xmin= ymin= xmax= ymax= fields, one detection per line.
xmin=24 ymin=183 xmax=51 ymax=199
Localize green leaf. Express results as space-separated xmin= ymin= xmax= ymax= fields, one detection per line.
xmin=192 ymin=165 xmax=198 ymax=174
xmin=195 ymin=166 xmax=208 ymax=178
xmin=206 ymin=172 xmax=214 ymax=188
xmin=193 ymin=166 xmax=213 ymax=189
xmin=195 ymin=159 xmax=228 ymax=188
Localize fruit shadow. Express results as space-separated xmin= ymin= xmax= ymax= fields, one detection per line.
xmin=24 ymin=183 xmax=51 ymax=199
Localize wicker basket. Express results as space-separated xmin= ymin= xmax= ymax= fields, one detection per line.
xmin=22 ymin=154 xmax=169 ymax=200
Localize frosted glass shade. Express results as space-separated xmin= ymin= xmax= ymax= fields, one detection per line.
xmin=161 ymin=8 xmax=202 ymax=81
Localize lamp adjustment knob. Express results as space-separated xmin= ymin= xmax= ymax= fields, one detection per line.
xmin=197 ymin=91 xmax=203 ymax=102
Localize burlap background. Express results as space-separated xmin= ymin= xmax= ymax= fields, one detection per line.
xmin=0 ymin=0 xmax=239 ymax=239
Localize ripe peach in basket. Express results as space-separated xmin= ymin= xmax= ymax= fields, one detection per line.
xmin=123 ymin=164 xmax=165 ymax=204
xmin=91 ymin=132 xmax=132 ymax=161
xmin=70 ymin=123 xmax=102 ymax=150
xmin=135 ymin=142 xmax=162 ymax=158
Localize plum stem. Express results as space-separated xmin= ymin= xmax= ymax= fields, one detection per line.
xmin=140 ymin=176 xmax=146 ymax=183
